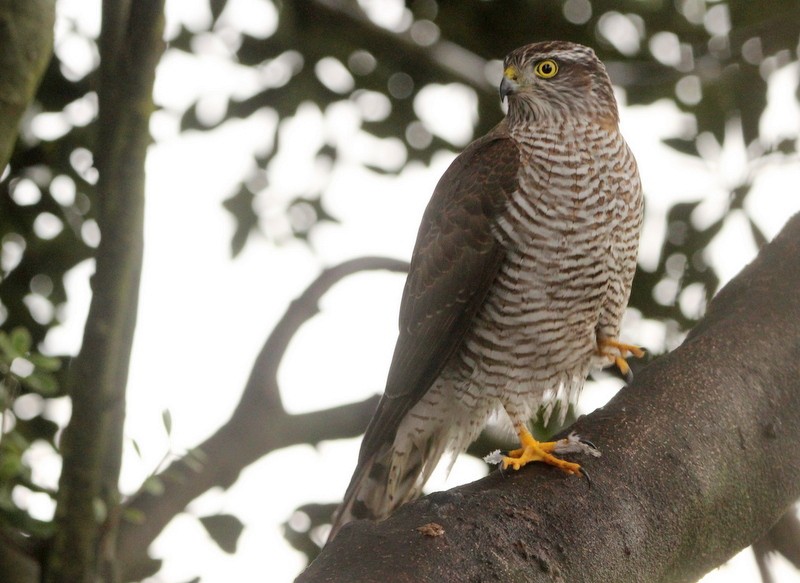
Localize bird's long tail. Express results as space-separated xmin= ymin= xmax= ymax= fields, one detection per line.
xmin=328 ymin=429 xmax=449 ymax=542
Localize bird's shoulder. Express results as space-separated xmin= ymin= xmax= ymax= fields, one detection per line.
xmin=395 ymin=121 xmax=520 ymax=352
xmin=418 ymin=120 xmax=520 ymax=240
xmin=368 ymin=121 xmax=520 ymax=441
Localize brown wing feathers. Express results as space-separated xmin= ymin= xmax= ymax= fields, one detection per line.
xmin=358 ymin=127 xmax=520 ymax=460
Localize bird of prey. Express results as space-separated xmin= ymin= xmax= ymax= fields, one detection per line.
xmin=329 ymin=40 xmax=644 ymax=540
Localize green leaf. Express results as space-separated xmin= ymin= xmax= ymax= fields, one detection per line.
xmin=0 ymin=504 xmax=56 ymax=537
xmin=22 ymin=372 xmax=59 ymax=396
xmin=12 ymin=415 xmax=59 ymax=446
xmin=184 ymin=447 xmax=207 ymax=473
xmin=0 ymin=451 xmax=23 ymax=480
xmin=187 ymin=447 xmax=208 ymax=464
xmin=122 ymin=506 xmax=146 ymax=525
xmin=10 ymin=328 xmax=32 ymax=355
xmin=199 ymin=513 xmax=245 ymax=554
xmin=19 ymin=511 xmax=56 ymax=538
xmin=1 ymin=430 xmax=30 ymax=453
xmin=27 ymin=353 xmax=62 ymax=372
xmin=162 ymin=409 xmax=172 ymax=436
xmin=93 ymin=497 xmax=107 ymax=523
xmin=143 ymin=476 xmax=165 ymax=496
xmin=0 ymin=376 xmax=19 ymax=407
xmin=0 ymin=332 xmax=18 ymax=360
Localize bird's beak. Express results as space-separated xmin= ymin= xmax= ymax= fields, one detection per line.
xmin=500 ymin=66 xmax=518 ymax=100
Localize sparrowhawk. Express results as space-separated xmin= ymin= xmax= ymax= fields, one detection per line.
xmin=329 ymin=40 xmax=644 ymax=539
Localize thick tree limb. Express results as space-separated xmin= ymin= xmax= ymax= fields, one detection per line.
xmin=299 ymin=213 xmax=800 ymax=583
xmin=116 ymin=256 xmax=408 ymax=580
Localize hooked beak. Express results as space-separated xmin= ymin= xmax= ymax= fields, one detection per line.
xmin=499 ymin=76 xmax=516 ymax=100
xmin=500 ymin=66 xmax=518 ymax=100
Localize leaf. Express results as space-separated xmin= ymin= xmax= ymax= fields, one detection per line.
xmin=19 ymin=512 xmax=56 ymax=538
xmin=748 ymin=217 xmax=769 ymax=249
xmin=184 ymin=447 xmax=207 ymax=473
xmin=0 ymin=450 xmax=23 ymax=480
xmin=143 ymin=476 xmax=164 ymax=496
xmin=222 ymin=186 xmax=258 ymax=258
xmin=13 ymin=415 xmax=59 ymax=445
xmin=774 ymin=138 xmax=797 ymax=155
xmin=0 ymin=505 xmax=56 ymax=538
xmin=122 ymin=506 xmax=146 ymax=525
xmin=22 ymin=371 xmax=59 ymax=396
xmin=131 ymin=438 xmax=142 ymax=459
xmin=93 ymin=497 xmax=107 ymax=523
xmin=27 ymin=353 xmax=62 ymax=372
xmin=209 ymin=0 xmax=228 ymax=22
xmin=662 ymin=137 xmax=700 ymax=157
xmin=162 ymin=409 xmax=172 ymax=436
xmin=199 ymin=513 xmax=245 ymax=554
xmin=10 ymin=327 xmax=32 ymax=355
xmin=0 ymin=332 xmax=18 ymax=360
xmin=123 ymin=556 xmax=163 ymax=582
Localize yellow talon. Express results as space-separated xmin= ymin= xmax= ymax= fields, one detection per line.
xmin=501 ymin=425 xmax=582 ymax=476
xmin=597 ymin=337 xmax=645 ymax=377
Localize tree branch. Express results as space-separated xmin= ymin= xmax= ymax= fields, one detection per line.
xmin=305 ymin=0 xmax=494 ymax=93
xmin=298 ymin=212 xmax=800 ymax=583
xmin=116 ymin=256 xmax=408 ymax=580
xmin=0 ymin=0 xmax=55 ymax=574
xmin=45 ymin=2 xmax=165 ymax=582
xmin=0 ymin=0 xmax=54 ymax=170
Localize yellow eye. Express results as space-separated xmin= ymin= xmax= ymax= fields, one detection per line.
xmin=534 ymin=59 xmax=558 ymax=79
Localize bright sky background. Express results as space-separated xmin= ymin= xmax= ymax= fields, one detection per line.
xmin=19 ymin=0 xmax=800 ymax=582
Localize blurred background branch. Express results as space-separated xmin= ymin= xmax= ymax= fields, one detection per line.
xmin=117 ymin=256 xmax=406 ymax=580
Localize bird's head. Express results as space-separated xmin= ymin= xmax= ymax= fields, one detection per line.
xmin=500 ymin=41 xmax=618 ymax=128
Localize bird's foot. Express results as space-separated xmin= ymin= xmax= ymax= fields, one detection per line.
xmin=597 ymin=337 xmax=645 ymax=382
xmin=486 ymin=427 xmax=600 ymax=476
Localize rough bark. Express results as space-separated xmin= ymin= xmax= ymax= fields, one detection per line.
xmin=45 ymin=2 xmax=165 ymax=582
xmin=0 ymin=0 xmax=54 ymax=171
xmin=298 ymin=212 xmax=800 ymax=583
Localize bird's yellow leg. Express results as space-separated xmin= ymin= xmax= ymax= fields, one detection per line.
xmin=501 ymin=425 xmax=582 ymax=475
xmin=597 ymin=337 xmax=645 ymax=378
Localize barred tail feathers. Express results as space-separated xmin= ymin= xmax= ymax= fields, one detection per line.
xmin=328 ymin=427 xmax=450 ymax=542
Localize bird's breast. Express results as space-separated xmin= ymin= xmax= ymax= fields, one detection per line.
xmin=457 ymin=124 xmax=640 ymax=385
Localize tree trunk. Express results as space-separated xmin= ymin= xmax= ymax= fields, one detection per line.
xmin=0 ymin=0 xmax=54 ymax=170
xmin=298 ymin=212 xmax=800 ymax=583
